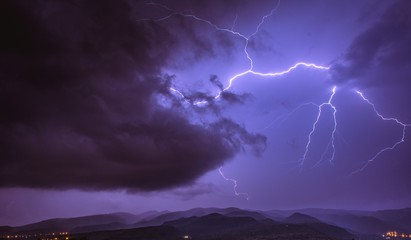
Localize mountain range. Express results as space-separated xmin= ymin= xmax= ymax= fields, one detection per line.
xmin=1 ymin=207 xmax=410 ymax=239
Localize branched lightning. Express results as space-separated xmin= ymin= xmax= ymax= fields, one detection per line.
xmin=350 ymin=91 xmax=410 ymax=175
xmin=141 ymin=1 xmax=329 ymax=106
xmin=142 ymin=1 xmax=331 ymax=198
xmin=218 ymin=167 xmax=249 ymax=200
xmin=300 ymin=86 xmax=337 ymax=168
xmin=142 ymin=1 xmax=409 ymax=197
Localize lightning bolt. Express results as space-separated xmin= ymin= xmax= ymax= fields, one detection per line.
xmin=350 ymin=90 xmax=410 ymax=175
xmin=218 ymin=167 xmax=249 ymax=200
xmin=141 ymin=1 xmax=329 ymax=106
xmin=142 ymin=1 xmax=330 ymax=198
xmin=300 ymin=86 xmax=338 ymax=168
xmin=141 ymin=1 xmax=409 ymax=196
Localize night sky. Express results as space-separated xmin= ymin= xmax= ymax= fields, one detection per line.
xmin=1 ymin=0 xmax=411 ymax=226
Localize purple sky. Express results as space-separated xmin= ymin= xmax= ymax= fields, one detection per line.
xmin=1 ymin=0 xmax=411 ymax=226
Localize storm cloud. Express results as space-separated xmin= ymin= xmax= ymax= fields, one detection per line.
xmin=331 ymin=0 xmax=411 ymax=86
xmin=0 ymin=0 xmax=266 ymax=191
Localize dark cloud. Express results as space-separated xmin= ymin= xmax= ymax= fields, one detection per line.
xmin=330 ymin=0 xmax=411 ymax=86
xmin=141 ymin=6 xmax=235 ymax=70
xmin=211 ymin=118 xmax=266 ymax=157
xmin=220 ymin=91 xmax=251 ymax=105
xmin=182 ymin=74 xmax=252 ymax=112
xmin=0 ymin=0 xmax=266 ymax=191
xmin=209 ymin=74 xmax=224 ymax=91
xmin=209 ymin=74 xmax=251 ymax=104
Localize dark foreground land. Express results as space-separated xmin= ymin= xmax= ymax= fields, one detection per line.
xmin=70 ymin=214 xmax=345 ymax=240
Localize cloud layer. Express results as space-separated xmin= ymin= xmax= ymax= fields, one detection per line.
xmin=331 ymin=0 xmax=411 ymax=86
xmin=0 ymin=0 xmax=266 ymax=191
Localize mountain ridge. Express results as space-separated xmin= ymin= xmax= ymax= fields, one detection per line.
xmin=1 ymin=206 xmax=410 ymax=239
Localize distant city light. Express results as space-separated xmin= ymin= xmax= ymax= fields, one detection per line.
xmin=384 ymin=231 xmax=411 ymax=239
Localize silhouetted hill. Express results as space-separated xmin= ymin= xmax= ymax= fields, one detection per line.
xmin=71 ymin=222 xmax=338 ymax=240
xmin=265 ymin=208 xmax=411 ymax=236
xmin=2 ymin=207 xmax=410 ymax=239
xmin=131 ymin=210 xmax=170 ymax=222
xmin=71 ymin=222 xmax=128 ymax=233
xmin=0 ymin=226 xmax=13 ymax=234
xmin=163 ymin=212 xmax=353 ymax=240
xmin=283 ymin=212 xmax=355 ymax=239
xmin=285 ymin=212 xmax=321 ymax=224
xmin=164 ymin=213 xmax=268 ymax=237
xmin=72 ymin=225 xmax=182 ymax=240
xmin=225 ymin=209 xmax=271 ymax=221
xmin=0 ymin=213 xmax=143 ymax=235
xmin=133 ymin=207 xmax=268 ymax=227
xmin=265 ymin=208 xmax=369 ymax=220
xmin=372 ymin=208 xmax=411 ymax=232
xmin=301 ymin=212 xmax=398 ymax=235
